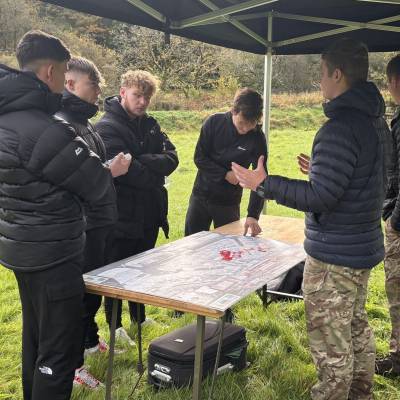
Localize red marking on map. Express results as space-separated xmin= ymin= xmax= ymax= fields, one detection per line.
xmin=219 ymin=249 xmax=245 ymax=261
xmin=220 ymin=250 xmax=233 ymax=261
xmin=220 ymin=245 xmax=268 ymax=261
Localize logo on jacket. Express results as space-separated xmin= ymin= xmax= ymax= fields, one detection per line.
xmin=237 ymin=146 xmax=247 ymax=151
xmin=39 ymin=366 xmax=53 ymax=375
xmin=75 ymin=147 xmax=83 ymax=156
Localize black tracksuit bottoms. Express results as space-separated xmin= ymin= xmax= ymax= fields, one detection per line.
xmin=184 ymin=194 xmax=240 ymax=236
xmin=82 ymin=226 xmax=113 ymax=349
xmin=104 ymin=227 xmax=159 ymax=328
xmin=14 ymin=258 xmax=84 ymax=400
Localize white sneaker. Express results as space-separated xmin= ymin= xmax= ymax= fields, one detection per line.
xmin=115 ymin=327 xmax=135 ymax=346
xmin=84 ymin=338 xmax=109 ymax=357
xmin=73 ymin=366 xmax=104 ymax=390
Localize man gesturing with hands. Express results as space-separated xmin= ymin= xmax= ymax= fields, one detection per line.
xmin=233 ymin=39 xmax=391 ymax=400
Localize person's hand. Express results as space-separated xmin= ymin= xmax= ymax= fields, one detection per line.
xmin=109 ymin=152 xmax=132 ymax=177
xmin=231 ymin=156 xmax=267 ymax=191
xmin=297 ymin=153 xmax=310 ymax=175
xmin=225 ymin=170 xmax=239 ymax=185
xmin=244 ymin=217 xmax=262 ymax=237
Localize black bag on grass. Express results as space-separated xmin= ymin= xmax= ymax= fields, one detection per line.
xmin=148 ymin=320 xmax=248 ymax=389
xmin=271 ymin=261 xmax=304 ymax=301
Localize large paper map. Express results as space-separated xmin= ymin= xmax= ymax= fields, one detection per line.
xmin=84 ymin=231 xmax=306 ymax=312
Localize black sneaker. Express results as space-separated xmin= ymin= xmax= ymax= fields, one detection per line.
xmin=375 ymin=355 xmax=400 ymax=376
xmin=172 ymin=310 xmax=184 ymax=318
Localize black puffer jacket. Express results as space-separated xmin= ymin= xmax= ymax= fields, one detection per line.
xmin=382 ymin=109 xmax=400 ymax=229
xmin=96 ymin=96 xmax=179 ymax=239
xmin=0 ymin=64 xmax=111 ymax=271
xmin=57 ymin=91 xmax=117 ymax=230
xmin=263 ymin=81 xmax=391 ymax=269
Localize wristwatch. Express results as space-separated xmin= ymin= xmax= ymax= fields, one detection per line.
xmin=255 ymin=180 xmax=266 ymax=198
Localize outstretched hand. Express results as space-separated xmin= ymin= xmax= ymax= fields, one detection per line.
xmin=297 ymin=153 xmax=310 ymax=175
xmin=231 ymin=156 xmax=267 ymax=191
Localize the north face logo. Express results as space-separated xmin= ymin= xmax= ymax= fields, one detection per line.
xmin=39 ymin=366 xmax=53 ymax=375
xmin=75 ymin=147 xmax=83 ymax=156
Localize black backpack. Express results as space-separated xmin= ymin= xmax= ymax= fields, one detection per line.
xmin=270 ymin=261 xmax=304 ymax=301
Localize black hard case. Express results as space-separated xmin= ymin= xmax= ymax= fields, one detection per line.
xmin=148 ymin=320 xmax=248 ymax=388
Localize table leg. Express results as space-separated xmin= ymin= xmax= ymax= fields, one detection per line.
xmin=256 ymin=284 xmax=269 ymax=307
xmin=137 ymin=303 xmax=144 ymax=374
xmin=193 ymin=315 xmax=206 ymax=400
xmin=208 ymin=315 xmax=226 ymax=399
xmin=105 ymin=298 xmax=118 ymax=400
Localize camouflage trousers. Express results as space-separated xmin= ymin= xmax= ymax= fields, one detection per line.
xmin=303 ymin=256 xmax=375 ymax=400
xmin=384 ymin=220 xmax=400 ymax=361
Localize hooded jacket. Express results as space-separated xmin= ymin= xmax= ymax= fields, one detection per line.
xmin=262 ymin=81 xmax=392 ymax=269
xmin=382 ymin=108 xmax=400 ymax=229
xmin=0 ymin=64 xmax=111 ymax=271
xmin=57 ymin=91 xmax=117 ymax=231
xmin=95 ymin=96 xmax=179 ymax=239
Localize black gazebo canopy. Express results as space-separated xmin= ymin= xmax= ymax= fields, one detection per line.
xmin=39 ymin=0 xmax=400 ymax=142
xmin=40 ymin=0 xmax=400 ymax=55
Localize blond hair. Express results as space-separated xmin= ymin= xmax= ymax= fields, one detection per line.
xmin=120 ymin=70 xmax=159 ymax=97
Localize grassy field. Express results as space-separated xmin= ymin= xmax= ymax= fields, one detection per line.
xmin=1 ymin=105 xmax=399 ymax=399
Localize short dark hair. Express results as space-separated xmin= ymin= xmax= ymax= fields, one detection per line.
xmin=16 ymin=30 xmax=71 ymax=69
xmin=322 ymin=38 xmax=369 ymax=87
xmin=67 ymin=56 xmax=104 ymax=86
xmin=232 ymin=88 xmax=263 ymax=123
xmin=387 ymin=54 xmax=400 ymax=81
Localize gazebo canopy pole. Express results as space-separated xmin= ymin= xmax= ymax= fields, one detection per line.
xmin=262 ymin=12 xmax=273 ymax=214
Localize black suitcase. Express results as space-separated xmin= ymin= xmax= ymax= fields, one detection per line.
xmin=148 ymin=320 xmax=248 ymax=388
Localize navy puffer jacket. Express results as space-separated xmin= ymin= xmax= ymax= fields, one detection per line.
xmin=263 ymin=81 xmax=391 ymax=269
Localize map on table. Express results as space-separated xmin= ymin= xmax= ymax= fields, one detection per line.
xmin=84 ymin=231 xmax=306 ymax=312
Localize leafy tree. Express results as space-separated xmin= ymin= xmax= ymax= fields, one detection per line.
xmin=109 ymin=24 xmax=221 ymax=96
xmin=0 ymin=0 xmax=39 ymax=51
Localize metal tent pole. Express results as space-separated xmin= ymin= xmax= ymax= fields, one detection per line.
xmin=262 ymin=12 xmax=273 ymax=214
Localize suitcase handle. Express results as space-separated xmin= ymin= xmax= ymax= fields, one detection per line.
xmin=150 ymin=369 xmax=172 ymax=383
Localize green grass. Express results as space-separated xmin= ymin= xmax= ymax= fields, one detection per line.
xmin=1 ymin=108 xmax=399 ymax=400
xmin=148 ymin=106 xmax=325 ymax=134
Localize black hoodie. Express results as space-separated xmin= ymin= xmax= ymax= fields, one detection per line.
xmin=96 ymin=96 xmax=179 ymax=240
xmin=263 ymin=81 xmax=392 ymax=269
xmin=0 ymin=64 xmax=111 ymax=271
xmin=57 ymin=91 xmax=117 ymax=230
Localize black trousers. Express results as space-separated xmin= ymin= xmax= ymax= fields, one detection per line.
xmin=82 ymin=226 xmax=113 ymax=349
xmin=14 ymin=258 xmax=84 ymax=400
xmin=104 ymin=227 xmax=159 ymax=328
xmin=184 ymin=194 xmax=240 ymax=236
